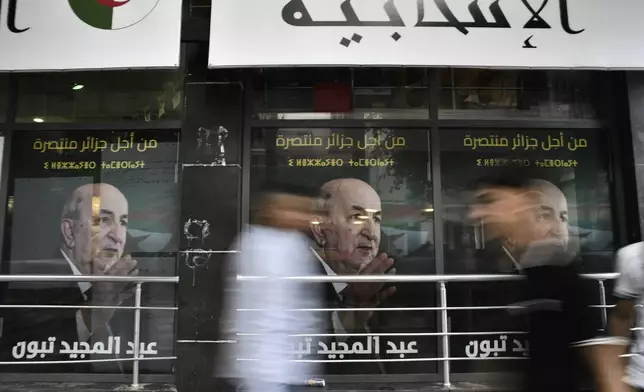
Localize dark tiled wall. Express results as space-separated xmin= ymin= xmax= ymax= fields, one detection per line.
xmin=175 ymin=79 xmax=243 ymax=392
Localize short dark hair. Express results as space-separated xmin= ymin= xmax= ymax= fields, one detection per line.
xmin=256 ymin=181 xmax=316 ymax=198
xmin=471 ymin=169 xmax=539 ymax=191
xmin=251 ymin=181 xmax=319 ymax=225
xmin=468 ymin=170 xmax=542 ymax=208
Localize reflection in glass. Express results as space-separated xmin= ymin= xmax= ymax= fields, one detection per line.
xmin=16 ymin=71 xmax=183 ymax=123
xmin=441 ymin=129 xmax=613 ymax=274
xmin=439 ymin=69 xmax=597 ymax=120
xmin=439 ymin=128 xmax=613 ymax=374
xmin=253 ymin=68 xmax=430 ymax=120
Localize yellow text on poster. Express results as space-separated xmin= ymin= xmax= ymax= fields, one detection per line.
xmin=476 ymin=158 xmax=579 ymax=168
xmin=288 ymin=158 xmax=395 ymax=168
xmin=32 ymin=133 xmax=159 ymax=154
xmin=43 ymin=161 xmax=146 ymax=171
xmin=276 ymin=132 xmax=407 ymax=151
xmin=464 ymin=132 xmax=588 ymax=152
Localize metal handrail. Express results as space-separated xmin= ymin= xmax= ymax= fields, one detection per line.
xmin=0 ymin=275 xmax=179 ymax=283
xmin=0 ymin=305 xmax=178 ymax=310
xmin=235 ymin=272 xmax=619 ymax=388
xmin=0 ymin=274 xmax=179 ymax=389
xmin=236 ymin=304 xmax=615 ymax=312
xmin=236 ymin=273 xmax=619 ymax=283
xmin=237 ymin=331 xmax=529 ymax=337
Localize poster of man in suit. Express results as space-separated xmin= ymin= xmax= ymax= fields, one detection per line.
xmin=438 ymin=129 xmax=611 ymax=374
xmin=250 ymin=126 xmax=610 ymax=376
xmin=250 ymin=128 xmax=437 ymax=375
xmin=0 ymin=130 xmax=180 ymax=374
xmin=310 ymin=178 xmax=396 ymax=374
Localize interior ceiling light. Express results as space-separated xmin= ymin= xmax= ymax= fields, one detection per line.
xmin=33 ymin=117 xmax=44 ymax=123
xmin=72 ymin=84 xmax=84 ymax=91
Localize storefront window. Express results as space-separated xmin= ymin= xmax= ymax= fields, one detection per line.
xmin=16 ymin=71 xmax=183 ymax=123
xmin=253 ymin=68 xmax=430 ymax=120
xmin=440 ymin=69 xmax=598 ymax=120
xmin=0 ymin=75 xmax=9 ymax=123
xmin=439 ymin=128 xmax=612 ymax=373
xmin=251 ymin=127 xmax=437 ymax=374
xmin=189 ymin=0 xmax=211 ymax=18
xmin=0 ymin=130 xmax=180 ymax=374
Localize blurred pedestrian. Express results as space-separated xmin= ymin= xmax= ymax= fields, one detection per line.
xmin=216 ymin=191 xmax=325 ymax=392
xmin=470 ymin=174 xmax=601 ymax=392
xmin=604 ymin=241 xmax=644 ymax=392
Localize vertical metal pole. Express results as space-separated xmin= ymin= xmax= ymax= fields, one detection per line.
xmin=241 ymin=71 xmax=253 ymax=227
xmin=132 ymin=283 xmax=143 ymax=388
xmin=598 ymin=280 xmax=608 ymax=331
xmin=450 ymin=69 xmax=457 ymax=110
xmin=440 ymin=281 xmax=451 ymax=388
xmin=428 ymin=69 xmax=449 ymax=386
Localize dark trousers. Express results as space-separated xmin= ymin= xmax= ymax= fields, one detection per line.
xmin=217 ymin=378 xmax=239 ymax=392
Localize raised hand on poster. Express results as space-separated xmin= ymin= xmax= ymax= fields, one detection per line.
xmin=86 ymin=254 xmax=139 ymax=331
xmin=342 ymin=253 xmax=396 ymax=328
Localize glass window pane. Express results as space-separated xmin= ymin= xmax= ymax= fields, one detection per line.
xmin=253 ymin=68 xmax=430 ymax=120
xmin=0 ymin=75 xmax=9 ymax=123
xmin=189 ymin=0 xmax=211 ymax=18
xmin=439 ymin=128 xmax=612 ymax=373
xmin=440 ymin=69 xmax=597 ymax=119
xmin=16 ymin=71 xmax=183 ymax=123
xmin=251 ymin=128 xmax=436 ymax=375
xmin=0 ymin=129 xmax=180 ymax=373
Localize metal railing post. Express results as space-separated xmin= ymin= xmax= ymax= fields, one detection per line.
xmin=598 ymin=280 xmax=608 ymax=331
xmin=440 ymin=281 xmax=451 ymax=388
xmin=132 ymin=282 xmax=143 ymax=389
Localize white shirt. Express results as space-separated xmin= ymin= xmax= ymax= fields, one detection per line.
xmin=226 ymin=226 xmax=323 ymax=387
xmin=614 ymin=242 xmax=644 ymax=388
xmin=61 ymin=250 xmax=92 ymax=342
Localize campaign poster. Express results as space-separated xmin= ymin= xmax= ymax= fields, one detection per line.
xmin=250 ymin=127 xmax=437 ymax=375
xmin=0 ymin=130 xmax=180 ymax=374
xmin=440 ymin=129 xmax=610 ymax=373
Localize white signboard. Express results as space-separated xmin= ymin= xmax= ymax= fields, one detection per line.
xmin=209 ymin=0 xmax=644 ymax=69
xmin=0 ymin=0 xmax=182 ymax=71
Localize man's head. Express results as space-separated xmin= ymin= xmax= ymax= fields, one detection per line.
xmin=528 ymin=179 xmax=569 ymax=246
xmin=60 ymin=183 xmax=129 ymax=274
xmin=311 ymin=178 xmax=382 ymax=274
xmin=255 ymin=192 xmax=321 ymax=232
xmin=469 ymin=176 xmax=569 ymax=251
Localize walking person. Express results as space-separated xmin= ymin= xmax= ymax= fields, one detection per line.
xmin=605 ymin=241 xmax=644 ymax=392
xmin=470 ymin=174 xmax=603 ymax=392
xmin=216 ymin=191 xmax=325 ymax=392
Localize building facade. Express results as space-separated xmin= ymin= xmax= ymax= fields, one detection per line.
xmin=1 ymin=1 xmax=644 ymax=391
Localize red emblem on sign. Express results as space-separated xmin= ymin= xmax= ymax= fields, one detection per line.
xmin=97 ymin=0 xmax=130 ymax=7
